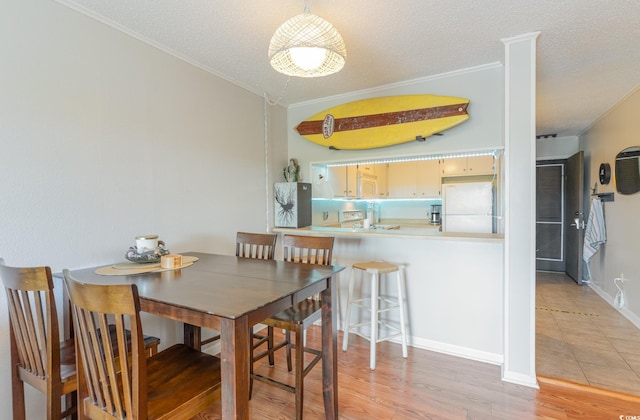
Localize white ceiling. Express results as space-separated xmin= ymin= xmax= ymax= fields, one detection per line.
xmin=59 ymin=0 xmax=640 ymax=138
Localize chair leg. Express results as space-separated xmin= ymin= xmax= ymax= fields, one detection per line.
xmin=46 ymin=389 xmax=62 ymax=420
xmin=184 ymin=324 xmax=202 ymax=351
xmin=295 ymin=326 xmax=305 ymax=420
xmin=67 ymin=391 xmax=78 ymax=420
xmin=342 ymin=266 xmax=356 ymax=351
xmin=370 ymin=272 xmax=379 ymax=371
xmin=11 ymin=375 xmax=26 ymax=420
xmin=146 ymin=342 xmax=159 ymax=357
xmin=267 ymin=326 xmax=275 ymax=366
xmin=249 ymin=326 xmax=255 ymax=399
xmin=285 ymin=330 xmax=293 ymax=372
xmin=397 ymin=267 xmax=408 ymax=358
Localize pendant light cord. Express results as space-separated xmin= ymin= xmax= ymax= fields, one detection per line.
xmin=614 ymin=276 xmax=625 ymax=309
xmin=263 ymin=77 xmax=291 ymax=232
xmin=264 ymin=77 xmax=291 ymax=106
xmin=263 ymin=96 xmax=271 ymax=232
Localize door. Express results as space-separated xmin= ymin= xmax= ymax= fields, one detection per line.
xmin=565 ymin=151 xmax=584 ymax=284
xmin=536 ymin=162 xmax=565 ymax=271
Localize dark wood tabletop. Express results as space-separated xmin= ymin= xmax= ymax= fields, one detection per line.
xmin=68 ymin=252 xmax=344 ymax=419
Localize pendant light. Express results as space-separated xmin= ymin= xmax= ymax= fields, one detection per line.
xmin=268 ymin=4 xmax=346 ymax=77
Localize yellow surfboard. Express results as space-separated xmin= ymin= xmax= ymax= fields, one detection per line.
xmin=295 ymin=94 xmax=470 ymax=150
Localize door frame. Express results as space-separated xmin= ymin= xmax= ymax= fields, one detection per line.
xmin=535 ymin=151 xmax=584 ymax=283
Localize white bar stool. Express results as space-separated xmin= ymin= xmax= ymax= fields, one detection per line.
xmin=342 ymin=261 xmax=408 ymax=370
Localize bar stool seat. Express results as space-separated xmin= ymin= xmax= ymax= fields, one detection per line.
xmin=342 ymin=261 xmax=408 ymax=370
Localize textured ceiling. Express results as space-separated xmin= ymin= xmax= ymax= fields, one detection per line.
xmin=58 ymin=0 xmax=640 ymax=137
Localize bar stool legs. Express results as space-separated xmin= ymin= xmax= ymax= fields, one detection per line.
xmin=342 ymin=261 xmax=408 ymax=370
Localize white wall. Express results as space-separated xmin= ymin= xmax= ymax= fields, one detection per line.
xmin=0 ymin=1 xmax=287 ymax=417
xmin=331 ymin=236 xmax=504 ymax=363
xmin=580 ymin=87 xmax=640 ymax=327
xmin=536 ymin=135 xmax=579 ymax=160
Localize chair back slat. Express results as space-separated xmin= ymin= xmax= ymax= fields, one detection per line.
xmin=236 ymin=232 xmax=277 ymax=260
xmin=7 ymin=290 xmax=40 ymax=375
xmin=65 ymin=270 xmax=145 ymax=420
xmin=283 ymin=234 xmax=334 ymax=266
xmin=32 ymin=290 xmax=49 ymax=375
xmin=112 ymin=317 xmax=135 ymax=418
xmin=76 ymin=308 xmax=106 ymax=411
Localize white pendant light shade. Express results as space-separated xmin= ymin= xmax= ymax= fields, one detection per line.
xmin=269 ymin=12 xmax=346 ymax=77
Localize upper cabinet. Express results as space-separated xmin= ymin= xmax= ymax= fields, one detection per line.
xmin=328 ymin=165 xmax=358 ymax=197
xmin=374 ymin=163 xmax=388 ymax=197
xmin=358 ymin=163 xmax=376 ymax=175
xmin=313 ymin=151 xmax=500 ymax=200
xmin=388 ymin=160 xmax=440 ymax=198
xmin=441 ymin=155 xmax=495 ymax=177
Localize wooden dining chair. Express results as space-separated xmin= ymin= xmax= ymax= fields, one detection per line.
xmin=236 ymin=231 xmax=278 ymax=260
xmin=64 ymin=270 xmax=222 ymax=419
xmin=184 ymin=232 xmax=278 ymax=351
xmin=251 ymin=234 xmax=334 ymax=420
xmin=1 ymin=258 xmax=77 ymax=420
xmin=0 ymin=259 xmax=162 ymax=420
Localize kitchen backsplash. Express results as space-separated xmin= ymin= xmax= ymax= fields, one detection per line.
xmin=311 ymin=199 xmax=442 ymax=226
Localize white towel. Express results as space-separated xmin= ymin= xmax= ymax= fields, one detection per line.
xmin=583 ymin=198 xmax=606 ymax=279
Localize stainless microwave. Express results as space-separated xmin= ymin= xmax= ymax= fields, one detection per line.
xmin=357 ymin=172 xmax=378 ymax=198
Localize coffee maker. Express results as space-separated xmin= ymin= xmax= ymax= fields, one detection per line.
xmin=430 ymin=204 xmax=442 ymax=225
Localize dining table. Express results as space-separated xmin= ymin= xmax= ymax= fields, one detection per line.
xmin=67 ymin=252 xmax=345 ymax=419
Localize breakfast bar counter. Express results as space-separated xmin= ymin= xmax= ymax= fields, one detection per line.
xmin=273 ymin=225 xmax=504 ymax=243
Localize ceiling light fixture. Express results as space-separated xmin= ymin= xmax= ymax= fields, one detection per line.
xmin=268 ymin=4 xmax=346 ymax=78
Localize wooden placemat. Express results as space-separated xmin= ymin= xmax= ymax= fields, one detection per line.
xmin=95 ymin=255 xmax=199 ymax=276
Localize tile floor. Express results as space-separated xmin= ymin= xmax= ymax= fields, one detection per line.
xmin=536 ymin=271 xmax=640 ymax=395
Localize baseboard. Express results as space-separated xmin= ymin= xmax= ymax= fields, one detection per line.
xmin=502 ymin=369 xmax=539 ymax=388
xmin=587 ymin=282 xmax=640 ymax=330
xmin=409 ymin=336 xmax=504 ymax=366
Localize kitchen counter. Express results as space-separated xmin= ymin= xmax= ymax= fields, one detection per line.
xmin=273 ymin=224 xmax=503 ymax=243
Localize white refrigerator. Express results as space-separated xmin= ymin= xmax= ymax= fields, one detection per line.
xmin=442 ymin=181 xmax=494 ymax=233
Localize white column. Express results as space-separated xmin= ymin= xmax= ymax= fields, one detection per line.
xmin=502 ymin=32 xmax=540 ymax=388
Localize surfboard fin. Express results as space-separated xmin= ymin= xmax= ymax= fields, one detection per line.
xmin=416 ymin=133 xmax=444 ymax=142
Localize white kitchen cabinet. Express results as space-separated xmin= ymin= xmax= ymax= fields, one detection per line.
xmin=374 ymin=163 xmax=388 ymax=197
xmin=387 ymin=161 xmax=415 ymax=198
xmin=441 ymin=155 xmax=495 ymax=177
xmin=358 ymin=163 xmax=376 ymax=175
xmin=328 ymin=165 xmax=357 ymax=197
xmin=441 ymin=157 xmax=467 ymax=176
xmin=346 ymin=166 xmax=357 ymax=197
xmin=416 ymin=160 xmax=441 ymax=197
xmin=388 ymin=160 xmax=440 ymax=198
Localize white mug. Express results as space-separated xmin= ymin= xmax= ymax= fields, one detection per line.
xmin=363 ymin=219 xmax=371 ymax=229
xmin=135 ymin=235 xmax=160 ymax=253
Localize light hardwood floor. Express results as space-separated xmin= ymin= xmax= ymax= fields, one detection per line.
xmin=536 ymin=271 xmax=640 ymax=395
xmin=193 ymin=323 xmax=640 ymax=419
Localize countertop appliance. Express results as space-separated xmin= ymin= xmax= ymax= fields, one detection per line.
xmin=430 ymin=204 xmax=442 ymax=225
xmin=339 ymin=210 xmax=364 ymax=227
xmin=442 ymin=181 xmax=494 ymax=233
